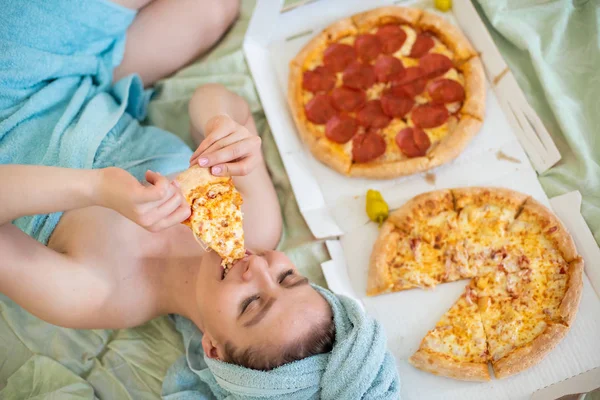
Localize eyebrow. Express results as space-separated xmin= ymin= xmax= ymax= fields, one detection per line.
xmin=242 ymin=277 xmax=310 ymax=328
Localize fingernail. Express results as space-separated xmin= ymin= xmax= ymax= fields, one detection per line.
xmin=199 ymin=158 xmax=208 ymax=166
xmin=212 ymin=166 xmax=222 ymax=175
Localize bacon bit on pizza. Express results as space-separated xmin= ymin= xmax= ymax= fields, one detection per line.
xmin=409 ymin=238 xmax=420 ymax=253
xmin=221 ymin=220 xmax=229 ymax=228
xmin=559 ymin=265 xmax=567 ymax=274
xmin=465 ymin=286 xmax=476 ymax=305
xmin=433 ymin=234 xmax=442 ymax=249
xmin=547 ymin=226 xmax=558 ymax=234
xmin=518 ymin=255 xmax=530 ymax=267
xmin=498 ymin=264 xmax=507 ymax=274
xmin=491 ymin=247 xmax=507 ymax=261
xmin=517 ymin=268 xmax=532 ymax=283
xmin=543 ymin=308 xmax=552 ymax=316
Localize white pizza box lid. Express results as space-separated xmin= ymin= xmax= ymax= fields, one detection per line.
xmin=243 ymin=0 xmax=600 ymax=398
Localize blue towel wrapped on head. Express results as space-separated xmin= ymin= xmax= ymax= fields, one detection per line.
xmin=0 ymin=0 xmax=192 ymax=244
xmin=162 ymin=286 xmax=401 ymax=399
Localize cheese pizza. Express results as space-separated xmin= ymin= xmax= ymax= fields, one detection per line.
xmin=368 ymin=187 xmax=583 ymax=380
xmin=176 ymin=165 xmax=245 ymax=269
xmin=288 ymin=7 xmax=485 ymax=179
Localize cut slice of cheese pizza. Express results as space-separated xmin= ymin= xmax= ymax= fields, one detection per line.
xmin=176 ymin=165 xmax=244 ymax=268
xmin=410 ymin=287 xmax=490 ymax=381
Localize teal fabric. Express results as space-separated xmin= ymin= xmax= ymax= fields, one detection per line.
xmin=475 ymin=0 xmax=600 ymax=245
xmin=0 ymin=0 xmax=192 ymax=245
xmin=162 ymin=286 xmax=400 ymax=400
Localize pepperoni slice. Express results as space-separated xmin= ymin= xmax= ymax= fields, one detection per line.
xmin=305 ymin=94 xmax=336 ymax=124
xmin=356 ymin=100 xmax=391 ymax=129
xmin=392 ymin=66 xmax=424 ymax=85
xmin=325 ymin=114 xmax=358 ymax=144
xmin=409 ymin=34 xmax=435 ymax=58
xmin=413 ymin=126 xmax=431 ymax=152
xmin=354 ymin=34 xmax=382 ymax=62
xmin=352 ymin=131 xmax=386 ymax=163
xmin=376 ymin=25 xmax=407 ymax=54
xmin=323 ymin=43 xmax=357 ymax=72
xmin=419 ymin=53 xmax=453 ymax=79
xmin=427 ymin=79 xmax=465 ymax=103
xmin=381 ymin=91 xmax=414 ymax=118
xmin=331 ymin=87 xmax=366 ymax=112
xmin=373 ymin=55 xmax=404 ymax=83
xmin=343 ymin=62 xmax=375 ymax=90
xmin=396 ymin=128 xmax=423 ymax=157
xmin=302 ymin=66 xmax=336 ymax=93
xmin=411 ymin=104 xmax=449 ymax=128
xmin=391 ymin=79 xmax=427 ymax=98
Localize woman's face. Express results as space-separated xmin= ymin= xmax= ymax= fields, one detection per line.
xmin=194 ymin=250 xmax=331 ymax=362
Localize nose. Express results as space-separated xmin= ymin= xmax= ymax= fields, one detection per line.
xmin=241 ymin=255 xmax=273 ymax=285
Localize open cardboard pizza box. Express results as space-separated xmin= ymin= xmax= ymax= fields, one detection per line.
xmin=243 ymin=0 xmax=600 ymax=398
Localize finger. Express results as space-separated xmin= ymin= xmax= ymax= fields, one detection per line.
xmin=137 ymin=178 xmax=176 ymax=214
xmin=156 ymin=190 xmax=186 ymax=219
xmin=148 ymin=202 xmax=192 ymax=232
xmin=139 ymin=190 xmax=183 ymax=228
xmin=211 ymin=155 xmax=260 ymax=177
xmin=191 ymin=131 xmax=248 ymax=167
xmin=201 ymin=136 xmax=261 ymax=169
xmin=189 ymin=117 xmax=236 ymax=164
xmin=140 ymin=171 xmax=171 ymax=202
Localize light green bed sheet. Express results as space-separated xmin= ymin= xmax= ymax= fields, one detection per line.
xmin=1 ymin=0 xmax=599 ymax=398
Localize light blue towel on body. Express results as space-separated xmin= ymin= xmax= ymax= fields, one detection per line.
xmin=162 ymin=285 xmax=400 ymax=400
xmin=0 ymin=0 xmax=193 ymax=244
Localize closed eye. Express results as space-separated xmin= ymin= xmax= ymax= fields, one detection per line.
xmin=278 ymin=269 xmax=295 ymax=284
xmin=240 ymin=295 xmax=259 ymax=315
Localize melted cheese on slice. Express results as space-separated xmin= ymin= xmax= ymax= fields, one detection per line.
xmin=396 ymin=25 xmax=417 ymax=57
xmin=390 ymin=234 xmax=446 ymax=289
xmin=380 ymin=118 xmax=408 ymax=162
xmin=367 ymin=82 xmax=387 ymax=100
xmin=420 ymin=293 xmax=488 ymax=363
xmin=431 ymin=37 xmax=454 ymax=59
xmin=191 ymin=182 xmax=244 ymax=266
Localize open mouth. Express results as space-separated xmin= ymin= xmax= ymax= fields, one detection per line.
xmin=221 ymin=250 xmax=253 ymax=280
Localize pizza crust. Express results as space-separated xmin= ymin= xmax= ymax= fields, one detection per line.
xmin=559 ymin=257 xmax=584 ymax=326
xmin=460 ymin=57 xmax=486 ymax=120
xmin=493 ymin=323 xmax=568 ymax=379
xmin=387 ymin=189 xmax=454 ymax=232
xmin=452 ymin=187 xmax=529 ymax=212
xmin=367 ymin=222 xmax=399 ymax=296
xmin=427 ymin=115 xmax=482 ymax=169
xmin=409 ymin=349 xmax=491 ymax=382
xmin=418 ymin=11 xmax=477 ymax=63
xmin=352 ymin=6 xmax=422 ymax=32
xmin=311 ymin=137 xmax=352 ymax=175
xmin=324 ymin=17 xmax=358 ymax=41
xmin=176 ymin=165 xmax=229 ymax=206
xmin=520 ymin=198 xmax=579 ymax=262
xmin=349 ymin=156 xmax=431 ymax=179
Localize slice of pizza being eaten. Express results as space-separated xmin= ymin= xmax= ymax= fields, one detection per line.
xmin=176 ymin=165 xmax=245 ymax=269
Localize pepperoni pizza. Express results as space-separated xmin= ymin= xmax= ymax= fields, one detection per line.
xmin=288 ymin=7 xmax=485 ymax=178
xmin=368 ymin=188 xmax=583 ymax=380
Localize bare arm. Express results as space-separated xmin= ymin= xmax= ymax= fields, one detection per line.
xmin=0 ymin=165 xmax=190 ymax=232
xmin=0 ymin=165 xmax=100 ymax=226
xmin=188 ymin=84 xmax=282 ymax=251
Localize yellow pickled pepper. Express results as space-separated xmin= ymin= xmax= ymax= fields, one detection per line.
xmin=434 ymin=0 xmax=452 ymax=12
xmin=366 ymin=189 xmax=389 ymax=226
